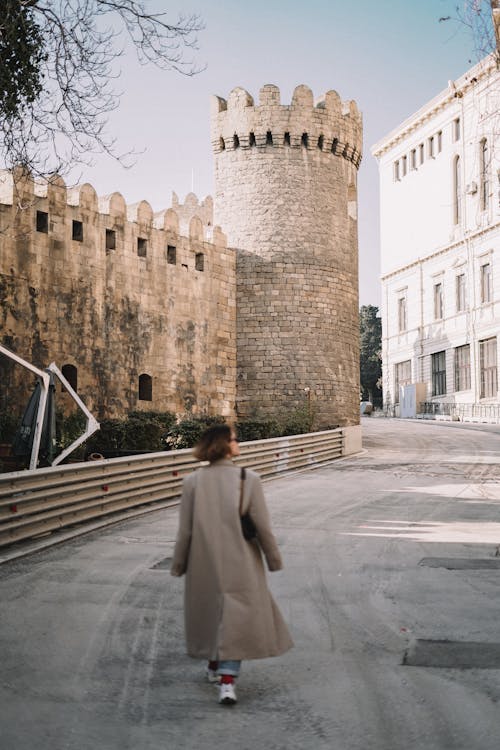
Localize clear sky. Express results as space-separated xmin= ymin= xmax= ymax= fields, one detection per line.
xmin=70 ymin=0 xmax=488 ymax=308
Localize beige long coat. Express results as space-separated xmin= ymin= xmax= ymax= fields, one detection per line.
xmin=170 ymin=459 xmax=293 ymax=661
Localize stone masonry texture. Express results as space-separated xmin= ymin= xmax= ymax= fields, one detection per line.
xmin=0 ymin=82 xmax=361 ymax=430
xmin=211 ymin=84 xmax=362 ymax=427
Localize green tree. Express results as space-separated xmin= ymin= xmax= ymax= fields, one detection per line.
xmin=0 ymin=1 xmax=204 ymax=175
xmin=359 ymin=304 xmax=382 ymax=406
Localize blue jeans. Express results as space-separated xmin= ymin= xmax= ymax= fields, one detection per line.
xmin=217 ymin=660 xmax=241 ymax=677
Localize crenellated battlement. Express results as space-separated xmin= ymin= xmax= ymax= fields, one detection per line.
xmin=210 ymin=83 xmax=362 ymax=168
xmin=0 ymin=169 xmax=220 ymax=246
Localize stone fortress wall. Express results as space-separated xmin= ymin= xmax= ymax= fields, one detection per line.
xmin=211 ymin=84 xmax=362 ymax=426
xmin=0 ymin=81 xmax=362 ymax=430
xmin=0 ymin=169 xmax=236 ymax=420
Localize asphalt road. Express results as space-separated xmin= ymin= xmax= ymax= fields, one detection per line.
xmin=1 ymin=418 xmax=500 ymax=750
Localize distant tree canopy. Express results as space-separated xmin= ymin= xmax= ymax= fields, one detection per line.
xmin=0 ymin=0 xmax=204 ymax=175
xmin=360 ymin=304 xmax=382 ymax=406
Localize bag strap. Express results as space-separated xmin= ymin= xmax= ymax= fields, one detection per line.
xmin=238 ymin=466 xmax=246 ymax=516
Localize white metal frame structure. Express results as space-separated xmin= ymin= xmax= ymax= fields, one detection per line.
xmin=0 ymin=345 xmax=99 ymax=470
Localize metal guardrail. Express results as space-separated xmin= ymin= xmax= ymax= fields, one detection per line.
xmin=0 ymin=429 xmax=344 ymax=550
xmin=420 ymin=402 xmax=500 ymax=421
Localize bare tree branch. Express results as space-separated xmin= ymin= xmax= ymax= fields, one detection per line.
xmin=0 ymin=0 xmax=205 ymax=175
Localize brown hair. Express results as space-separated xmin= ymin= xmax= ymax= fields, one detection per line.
xmin=193 ymin=424 xmax=233 ymax=463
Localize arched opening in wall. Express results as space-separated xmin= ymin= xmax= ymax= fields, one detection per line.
xmin=266 ymin=130 xmax=273 ymax=146
xmin=195 ymin=252 xmax=204 ymax=271
xmin=138 ymin=374 xmax=152 ymax=402
xmin=62 ymin=364 xmax=78 ymax=392
xmin=331 ymin=138 xmax=338 ymax=154
xmin=233 ymin=134 xmax=240 ymax=149
xmin=283 ymin=132 xmax=291 ymax=146
xmin=249 ymin=132 xmax=256 ymax=147
xmin=317 ymin=135 xmax=324 ymax=150
xmin=219 ymin=137 xmax=226 ymax=151
xmin=301 ymin=133 xmax=308 ymax=148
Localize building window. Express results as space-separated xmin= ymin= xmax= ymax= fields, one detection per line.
xmin=480 ymin=262 xmax=492 ymax=303
xmin=137 ymin=237 xmax=147 ymax=257
xmin=301 ymin=132 xmax=308 ymax=148
xmin=283 ymin=132 xmax=291 ymax=146
xmin=394 ymin=360 xmax=411 ymax=403
xmin=317 ymin=134 xmax=324 ymax=150
xmin=428 ymin=136 xmax=435 ymax=158
xmin=105 ymin=229 xmax=116 ymax=251
xmin=398 ymin=296 xmax=407 ymax=332
xmin=419 ymin=143 xmax=424 ymax=165
xmin=233 ymin=133 xmax=240 ymax=149
xmin=437 ymin=130 xmax=442 ymax=153
xmin=453 ymin=155 xmax=461 ymax=225
xmin=36 ymin=210 xmax=48 ymax=233
xmin=249 ymin=132 xmax=256 ymax=147
xmin=138 ymin=373 xmax=153 ymax=401
xmin=266 ymin=130 xmax=273 ymax=145
xmin=480 ymin=138 xmax=489 ymax=211
xmin=331 ymin=137 xmax=338 ymax=154
xmin=454 ymin=344 xmax=471 ymax=392
xmin=61 ymin=364 xmax=78 ymax=392
xmin=401 ymin=155 xmax=407 ymax=176
xmin=480 ymin=337 xmax=497 ymax=398
xmin=410 ymin=149 xmax=417 ymax=170
xmin=433 ymin=282 xmax=443 ymax=319
xmin=195 ymin=252 xmax=204 ymax=271
xmin=167 ymin=245 xmax=176 ymax=264
xmin=72 ymin=220 xmax=83 ymax=242
xmin=456 ymin=273 xmax=466 ymax=312
xmin=431 ymin=350 xmax=447 ymax=396
xmin=219 ymin=137 xmax=225 ymax=151
xmin=453 ymin=117 xmax=461 ymax=142
xmin=393 ymin=160 xmax=400 ymax=181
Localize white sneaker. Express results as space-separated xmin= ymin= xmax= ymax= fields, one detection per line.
xmin=218 ymin=681 xmax=237 ymax=705
xmin=205 ymin=667 xmax=220 ymax=684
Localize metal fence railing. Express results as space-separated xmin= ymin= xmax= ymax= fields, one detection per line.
xmin=0 ymin=429 xmax=344 ymax=550
xmin=419 ymin=402 xmax=500 ymax=422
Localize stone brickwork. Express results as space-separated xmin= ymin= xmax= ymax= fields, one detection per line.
xmin=211 ymin=84 xmax=362 ymax=427
xmin=0 ymin=169 xmax=235 ymax=420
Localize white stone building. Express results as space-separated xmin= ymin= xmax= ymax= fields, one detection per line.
xmin=372 ymin=54 xmax=500 ymax=419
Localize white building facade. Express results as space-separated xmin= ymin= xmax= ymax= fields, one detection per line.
xmin=372 ymin=55 xmax=500 ymax=419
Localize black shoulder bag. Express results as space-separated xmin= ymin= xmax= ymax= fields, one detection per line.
xmin=239 ymin=467 xmax=257 ymax=540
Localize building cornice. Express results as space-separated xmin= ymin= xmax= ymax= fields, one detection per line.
xmin=380 ymin=220 xmax=500 ymax=282
xmin=371 ymin=54 xmax=497 ymax=159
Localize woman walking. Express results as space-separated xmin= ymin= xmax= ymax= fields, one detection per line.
xmin=170 ymin=424 xmax=293 ymax=705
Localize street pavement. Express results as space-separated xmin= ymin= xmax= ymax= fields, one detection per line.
xmin=1 ymin=418 xmax=500 ymax=750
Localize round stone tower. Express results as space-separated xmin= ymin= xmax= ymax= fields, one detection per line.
xmin=210 ymin=84 xmax=362 ymax=427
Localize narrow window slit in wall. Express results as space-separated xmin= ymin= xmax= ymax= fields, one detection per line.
xmin=105 ymin=229 xmax=116 ymax=251
xmin=317 ymin=135 xmax=324 ymax=150
xmin=72 ymin=220 xmax=83 ymax=242
xmin=219 ymin=137 xmax=226 ymax=151
xmin=61 ymin=364 xmax=78 ymax=392
xmin=266 ymin=130 xmax=273 ymax=146
xmin=301 ymin=132 xmax=308 ymax=148
xmin=138 ymin=373 xmax=152 ymax=401
xmin=233 ymin=134 xmax=240 ymax=149
xmin=331 ymin=138 xmax=338 ymax=154
xmin=167 ymin=245 xmax=176 ymax=264
xmin=195 ymin=253 xmax=204 ymax=271
xmin=283 ymin=132 xmax=291 ymax=146
xmin=36 ymin=211 xmax=48 ymax=233
xmin=249 ymin=132 xmax=256 ymax=147
xmin=137 ymin=237 xmax=147 ymax=257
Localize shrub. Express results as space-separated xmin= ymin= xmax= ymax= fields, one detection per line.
xmin=165 ymin=414 xmax=227 ymax=450
xmin=235 ymin=418 xmax=281 ymax=442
